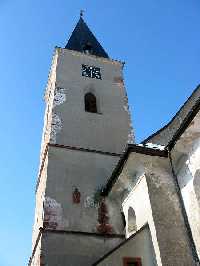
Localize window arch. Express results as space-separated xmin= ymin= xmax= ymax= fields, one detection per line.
xmin=85 ymin=93 xmax=97 ymax=113
xmin=128 ymin=207 xmax=137 ymax=233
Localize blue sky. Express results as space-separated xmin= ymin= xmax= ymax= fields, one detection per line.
xmin=0 ymin=1 xmax=200 ymax=265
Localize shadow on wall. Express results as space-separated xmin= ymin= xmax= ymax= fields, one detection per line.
xmin=193 ymin=169 xmax=200 ymax=210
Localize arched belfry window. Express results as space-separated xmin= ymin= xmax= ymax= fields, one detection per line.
xmin=85 ymin=93 xmax=97 ymax=113
xmin=128 ymin=207 xmax=137 ymax=233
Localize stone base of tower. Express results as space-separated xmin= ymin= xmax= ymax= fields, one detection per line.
xmin=30 ymin=229 xmax=124 ymax=266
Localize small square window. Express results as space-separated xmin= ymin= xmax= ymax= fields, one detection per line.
xmin=123 ymin=257 xmax=142 ymax=266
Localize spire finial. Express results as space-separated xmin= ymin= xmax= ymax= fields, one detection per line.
xmin=80 ymin=10 xmax=84 ymax=18
xmin=65 ymin=11 xmax=109 ymax=58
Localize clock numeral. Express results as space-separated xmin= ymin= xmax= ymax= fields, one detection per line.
xmin=82 ymin=64 xmax=101 ymax=80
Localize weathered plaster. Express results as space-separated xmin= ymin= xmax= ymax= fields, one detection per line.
xmin=50 ymin=113 xmax=62 ymax=144
xmin=43 ymin=196 xmax=66 ymax=230
xmin=52 ymin=48 xmax=132 ymax=153
xmin=109 ymin=152 xmax=196 ymax=266
xmin=123 ymin=94 xmax=134 ymax=144
xmin=32 ymin=154 xmax=49 ymax=249
xmin=186 ymin=139 xmax=200 ymax=178
xmin=84 ymin=196 xmax=100 ymax=209
xmin=172 ymin=112 xmax=200 ymax=259
xmin=53 ymin=87 xmax=67 ymax=107
xmin=128 ymin=127 xmax=134 ymax=144
xmin=181 ymin=179 xmax=200 ymax=257
xmin=145 ymin=164 xmax=195 ymax=266
xmin=31 ymin=45 xmax=133 ymax=265
xmin=96 ymin=226 xmax=157 ymax=266
xmin=121 ymin=174 xmax=162 ymax=266
xmin=45 ymin=145 xmax=121 ymax=233
xmin=41 ymin=232 xmax=123 ymax=266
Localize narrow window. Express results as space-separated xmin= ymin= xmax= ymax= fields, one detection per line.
xmin=121 ymin=211 xmax=126 ymax=228
xmin=128 ymin=207 xmax=137 ymax=233
xmin=85 ymin=93 xmax=97 ymax=113
xmin=123 ymin=257 xmax=142 ymax=266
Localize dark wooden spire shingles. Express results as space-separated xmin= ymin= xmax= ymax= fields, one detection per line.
xmin=65 ymin=17 xmax=109 ymax=58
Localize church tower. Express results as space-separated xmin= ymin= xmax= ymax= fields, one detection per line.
xmin=29 ymin=15 xmax=133 ymax=266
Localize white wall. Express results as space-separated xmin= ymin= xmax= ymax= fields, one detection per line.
xmin=96 ymin=225 xmax=157 ymax=266
xmin=122 ymin=175 xmax=162 ymax=266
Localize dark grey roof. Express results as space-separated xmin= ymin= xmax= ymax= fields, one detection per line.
xmin=65 ymin=17 xmax=109 ymax=58
xmin=142 ymin=84 xmax=200 ymax=148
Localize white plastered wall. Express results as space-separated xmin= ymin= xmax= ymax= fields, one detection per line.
xmin=109 ymin=151 xmax=195 ymax=266
xmin=173 ymin=114 xmax=200 ymax=259
xmin=122 ymin=175 xmax=162 ymax=266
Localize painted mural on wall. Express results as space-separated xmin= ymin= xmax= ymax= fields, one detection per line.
xmin=72 ymin=188 xmax=81 ymax=204
xmin=43 ymin=197 xmax=65 ymax=230
xmin=96 ymin=199 xmax=112 ymax=234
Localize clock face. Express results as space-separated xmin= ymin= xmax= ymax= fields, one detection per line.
xmin=82 ymin=64 xmax=101 ymax=79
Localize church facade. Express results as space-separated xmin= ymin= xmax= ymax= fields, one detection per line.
xmin=29 ymin=16 xmax=200 ymax=266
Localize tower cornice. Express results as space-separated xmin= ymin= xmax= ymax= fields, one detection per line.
xmin=56 ymin=46 xmax=125 ymax=66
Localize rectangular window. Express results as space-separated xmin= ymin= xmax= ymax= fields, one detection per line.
xmin=123 ymin=257 xmax=142 ymax=266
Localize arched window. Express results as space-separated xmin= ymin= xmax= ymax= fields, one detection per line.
xmin=85 ymin=93 xmax=97 ymax=113
xmin=128 ymin=207 xmax=137 ymax=233
xmin=121 ymin=211 xmax=126 ymax=229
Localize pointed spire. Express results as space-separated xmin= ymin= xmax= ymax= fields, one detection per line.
xmin=65 ymin=16 xmax=109 ymax=58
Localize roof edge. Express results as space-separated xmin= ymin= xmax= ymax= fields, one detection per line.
xmin=56 ymin=46 xmax=124 ymax=65
xmin=167 ymin=95 xmax=200 ymax=150
xmin=92 ymin=223 xmax=149 ymax=265
xmin=102 ymin=144 xmax=168 ymax=196
xmin=142 ymin=84 xmax=200 ymax=144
